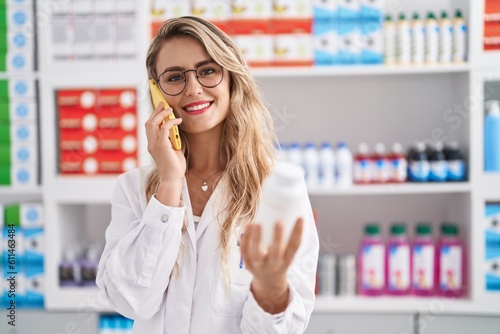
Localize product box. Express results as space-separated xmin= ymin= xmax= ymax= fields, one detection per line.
xmin=191 ymin=0 xmax=231 ymax=32
xmin=485 ymin=203 xmax=500 ymax=292
xmin=2 ymin=225 xmax=24 ymax=270
xmin=360 ymin=19 xmax=383 ymax=64
xmin=337 ymin=20 xmax=362 ymax=64
xmin=116 ymin=16 xmax=136 ymax=60
xmin=231 ymin=0 xmax=273 ymax=20
xmin=273 ymin=0 xmax=312 ymax=19
xmin=0 ymin=121 xmax=37 ymax=144
xmin=150 ymin=0 xmax=191 ymax=36
xmin=313 ymin=22 xmax=339 ymax=65
xmin=338 ymin=0 xmax=359 ymax=22
xmin=8 ymin=79 xmax=36 ymax=98
xmin=0 ymin=99 xmax=37 ymax=121
xmin=7 ymin=30 xmax=33 ymax=51
xmin=0 ymin=165 xmax=37 ymax=186
xmin=3 ymin=268 xmax=26 ymax=308
xmin=5 ymin=203 xmax=43 ymax=229
xmin=25 ymin=264 xmax=44 ymax=308
xmin=0 ymin=143 xmax=38 ymax=167
xmin=23 ymin=227 xmax=43 ymax=267
xmin=313 ymin=0 xmax=338 ymax=26
xmin=359 ymin=0 xmax=385 ymax=22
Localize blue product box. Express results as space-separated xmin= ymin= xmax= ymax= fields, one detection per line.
xmin=313 ymin=22 xmax=339 ymax=66
xmin=485 ymin=204 xmax=500 ymax=292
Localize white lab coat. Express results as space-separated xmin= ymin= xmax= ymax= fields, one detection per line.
xmin=96 ymin=162 xmax=319 ymax=333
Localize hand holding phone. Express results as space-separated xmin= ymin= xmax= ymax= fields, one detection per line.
xmin=149 ymin=79 xmax=182 ymax=151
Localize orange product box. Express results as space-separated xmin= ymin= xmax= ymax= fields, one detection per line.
xmin=230 ymin=19 xmax=274 ymax=67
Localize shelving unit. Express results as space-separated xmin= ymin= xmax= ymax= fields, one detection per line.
xmin=4 ymin=0 xmax=494 ymax=328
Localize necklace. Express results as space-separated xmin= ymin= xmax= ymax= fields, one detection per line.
xmin=189 ymin=169 xmax=222 ymax=192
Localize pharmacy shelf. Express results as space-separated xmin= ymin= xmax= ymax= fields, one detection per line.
xmin=479 ymin=173 xmax=500 ymax=199
xmin=44 ymin=177 xmax=118 ymax=203
xmin=251 ymin=63 xmax=470 ymax=78
xmin=46 ymin=287 xmax=113 ymax=312
xmin=313 ymin=296 xmax=500 ymax=315
xmin=0 ymin=187 xmax=43 ymax=201
xmin=308 ymin=183 xmax=471 ymax=196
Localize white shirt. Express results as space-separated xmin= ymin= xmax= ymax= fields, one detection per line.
xmin=96 ymin=162 xmax=319 ymax=334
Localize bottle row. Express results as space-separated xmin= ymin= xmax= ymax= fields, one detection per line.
xmin=384 ymin=10 xmax=467 ymax=66
xmin=317 ymin=222 xmax=466 ymax=297
xmin=277 ymin=140 xmax=467 ymax=190
xmin=59 ymin=242 xmax=103 ymax=288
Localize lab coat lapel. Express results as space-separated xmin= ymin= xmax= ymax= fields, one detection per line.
xmin=196 ymin=174 xmax=229 ymax=241
xmin=181 ymin=177 xmax=197 ymax=252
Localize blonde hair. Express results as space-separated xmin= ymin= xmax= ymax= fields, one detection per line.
xmin=145 ymin=17 xmax=277 ymax=280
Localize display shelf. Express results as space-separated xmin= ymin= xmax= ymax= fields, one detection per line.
xmin=313 ymin=296 xmax=499 ymax=315
xmin=251 ymin=63 xmax=470 ymax=78
xmin=45 ymin=177 xmax=118 ymax=203
xmin=45 ymin=287 xmax=113 ymax=312
xmin=0 ymin=187 xmax=43 ymax=201
xmin=308 ymin=183 xmax=471 ymax=196
xmin=479 ymin=173 xmax=500 ymax=199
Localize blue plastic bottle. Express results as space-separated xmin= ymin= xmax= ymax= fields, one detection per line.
xmin=408 ymin=142 xmax=430 ymax=182
xmin=485 ymin=100 xmax=500 ymax=172
xmin=429 ymin=142 xmax=448 ymax=182
xmin=443 ymin=142 xmax=466 ymax=181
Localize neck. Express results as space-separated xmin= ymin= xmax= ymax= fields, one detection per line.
xmin=186 ymin=124 xmax=227 ymax=175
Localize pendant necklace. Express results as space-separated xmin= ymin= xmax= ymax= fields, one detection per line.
xmin=189 ymin=169 xmax=222 ymax=192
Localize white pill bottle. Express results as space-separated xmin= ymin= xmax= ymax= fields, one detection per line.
xmin=254 ymin=162 xmax=306 ymax=247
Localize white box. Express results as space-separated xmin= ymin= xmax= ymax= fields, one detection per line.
xmin=273 ymin=0 xmax=312 ymax=19
xmin=25 ymin=265 xmax=44 ymax=308
xmin=11 ymin=143 xmax=38 ymax=166
xmin=313 ymin=23 xmax=339 ymax=65
xmin=9 ymin=79 xmax=36 ymax=98
xmin=7 ymin=51 xmax=33 ymax=72
xmin=9 ymin=121 xmax=38 ymax=143
xmin=21 ymin=204 xmax=44 ymax=229
xmin=234 ymin=34 xmax=274 ymax=65
xmin=274 ymin=34 xmax=313 ymax=64
xmin=10 ymin=165 xmax=38 ymax=187
xmin=231 ymin=0 xmax=273 ymax=20
xmin=9 ymin=99 xmax=37 ymax=121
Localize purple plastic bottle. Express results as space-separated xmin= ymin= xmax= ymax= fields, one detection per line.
xmin=386 ymin=223 xmax=411 ymax=295
xmin=412 ymin=223 xmax=436 ymax=296
xmin=437 ymin=223 xmax=464 ymax=298
xmin=358 ymin=224 xmax=385 ymax=296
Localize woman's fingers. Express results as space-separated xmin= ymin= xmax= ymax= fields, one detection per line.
xmin=284 ymin=218 xmax=304 ymax=266
xmin=267 ymin=221 xmax=284 ymax=259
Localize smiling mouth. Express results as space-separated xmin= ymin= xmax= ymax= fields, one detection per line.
xmin=184 ymin=102 xmax=212 ymax=112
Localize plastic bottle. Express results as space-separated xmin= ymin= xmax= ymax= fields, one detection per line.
xmin=428 ymin=142 xmax=448 ymax=182
xmin=439 ymin=11 xmax=453 ymax=63
xmin=59 ymin=247 xmax=81 ymax=287
xmin=372 ymin=143 xmax=390 ymax=183
xmin=254 ymin=162 xmax=305 ymax=247
xmin=287 ymin=142 xmax=304 ymax=170
xmin=303 ymin=142 xmax=320 ymax=190
xmin=443 ymin=141 xmax=466 ymax=181
xmin=388 ymin=142 xmax=407 ymax=183
xmin=335 ymin=141 xmax=353 ymax=188
xmin=408 ymin=142 xmax=430 ymax=182
xmin=99 ymin=316 xmax=114 ymax=334
xmin=412 ymin=223 xmax=436 ymax=296
xmin=484 ymin=100 xmax=500 ymax=172
xmin=452 ymin=9 xmax=467 ymax=63
xmin=411 ymin=12 xmax=425 ymax=64
xmin=437 ymin=223 xmax=464 ymax=298
xmin=319 ymin=142 xmax=336 ymax=189
xmin=396 ymin=13 xmax=411 ymax=65
xmin=425 ymin=12 xmax=439 ymax=64
xmin=384 ymin=15 xmax=396 ymax=65
xmin=358 ymin=223 xmax=385 ymax=296
xmin=386 ymin=223 xmax=411 ymax=295
xmin=354 ymin=143 xmax=372 ymax=184
xmin=81 ymin=244 xmax=102 ymax=287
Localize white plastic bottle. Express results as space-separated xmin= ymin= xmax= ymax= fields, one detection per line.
xmin=439 ymin=11 xmax=452 ymax=63
xmin=397 ymin=13 xmax=411 ymax=65
xmin=411 ymin=12 xmax=425 ymax=65
xmin=254 ymin=162 xmax=306 ymax=247
xmin=275 ymin=142 xmax=287 ymax=161
xmin=384 ymin=14 xmax=396 ymax=65
xmin=335 ymin=141 xmax=353 ymax=188
xmin=452 ymin=9 xmax=467 ymax=63
xmin=319 ymin=142 xmax=336 ymax=189
xmin=303 ymin=142 xmax=320 ymax=191
xmin=425 ymin=12 xmax=439 ymax=64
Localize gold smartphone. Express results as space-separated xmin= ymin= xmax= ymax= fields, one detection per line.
xmin=148 ymin=79 xmax=182 ymax=151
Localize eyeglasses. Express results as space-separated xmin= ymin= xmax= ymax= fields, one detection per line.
xmin=157 ymin=61 xmax=224 ymax=96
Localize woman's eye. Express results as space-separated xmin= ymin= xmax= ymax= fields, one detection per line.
xmin=200 ymin=68 xmax=216 ymax=76
xmin=168 ymin=74 xmax=184 ymax=82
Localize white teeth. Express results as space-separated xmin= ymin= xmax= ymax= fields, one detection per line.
xmin=186 ymin=102 xmax=210 ymax=111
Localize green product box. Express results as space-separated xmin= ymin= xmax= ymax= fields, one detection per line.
xmin=0 ymin=122 xmax=10 ymax=143
xmin=4 ymin=203 xmax=20 ymax=227
xmin=0 ymin=144 xmax=10 ymax=164
xmin=0 ymin=165 xmax=10 ymax=185
xmin=0 ymin=79 xmax=8 ymax=96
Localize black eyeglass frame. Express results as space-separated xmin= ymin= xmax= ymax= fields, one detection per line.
xmin=156 ymin=61 xmax=224 ymax=96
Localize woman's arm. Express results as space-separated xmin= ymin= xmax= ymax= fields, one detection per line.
xmin=96 ymin=171 xmax=186 ymax=321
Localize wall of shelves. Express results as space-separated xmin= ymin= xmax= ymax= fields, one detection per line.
xmin=2 ymin=0 xmax=499 ymax=332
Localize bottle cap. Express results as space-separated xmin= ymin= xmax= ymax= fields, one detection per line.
xmin=375 ymin=143 xmax=385 ymax=154
xmin=486 ymin=100 xmax=500 ymax=116
xmin=358 ymin=142 xmax=369 ymax=154
xmin=416 ymin=223 xmax=432 ymax=235
xmin=455 ymin=9 xmax=463 ymax=19
xmin=364 ymin=224 xmax=380 ymax=235
xmin=434 ymin=141 xmax=443 ymax=151
xmin=416 ymin=142 xmax=426 ymax=152
xmin=390 ymin=224 xmax=406 ymax=235
xmin=385 ymin=14 xmax=393 ymax=21
xmin=444 ymin=141 xmax=459 ymax=150
xmin=392 ymin=142 xmax=403 ymax=154
xmin=337 ymin=141 xmax=347 ymax=149
xmin=441 ymin=11 xmax=448 ymax=19
xmin=413 ymin=12 xmax=420 ymax=20
xmin=321 ymin=142 xmax=331 ymax=149
xmin=399 ymin=13 xmax=406 ymax=20
xmin=305 ymin=142 xmax=316 ymax=149
xmin=441 ymin=222 xmax=458 ymax=235
xmin=427 ymin=12 xmax=436 ymax=20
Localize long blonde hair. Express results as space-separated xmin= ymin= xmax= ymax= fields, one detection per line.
xmin=145 ymin=17 xmax=277 ymax=275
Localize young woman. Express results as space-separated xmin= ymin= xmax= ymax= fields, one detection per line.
xmin=96 ymin=16 xmax=319 ymax=333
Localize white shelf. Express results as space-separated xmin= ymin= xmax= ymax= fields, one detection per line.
xmin=0 ymin=187 xmax=43 ymax=201
xmin=308 ymin=183 xmax=471 ymax=196
xmin=314 ymin=296 xmax=499 ymax=315
xmin=251 ymin=64 xmax=470 ymax=78
xmin=480 ymin=173 xmax=500 ymax=200
xmin=45 ymin=287 xmax=113 ymax=312
xmin=45 ymin=177 xmax=118 ymax=203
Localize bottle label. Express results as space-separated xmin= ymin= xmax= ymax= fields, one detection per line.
xmin=447 ymin=160 xmax=465 ymax=180
xmin=440 ymin=245 xmax=462 ymax=290
xmin=390 ymin=158 xmax=407 ymax=182
xmin=430 ymin=160 xmax=448 ymax=181
xmin=354 ymin=159 xmax=372 ymax=183
xmin=361 ymin=244 xmax=385 ymax=290
xmin=409 ymin=160 xmax=430 ymax=181
xmin=388 ymin=244 xmax=410 ymax=291
xmin=412 ymin=244 xmax=435 ymax=290
xmin=373 ymin=158 xmax=390 ymax=182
